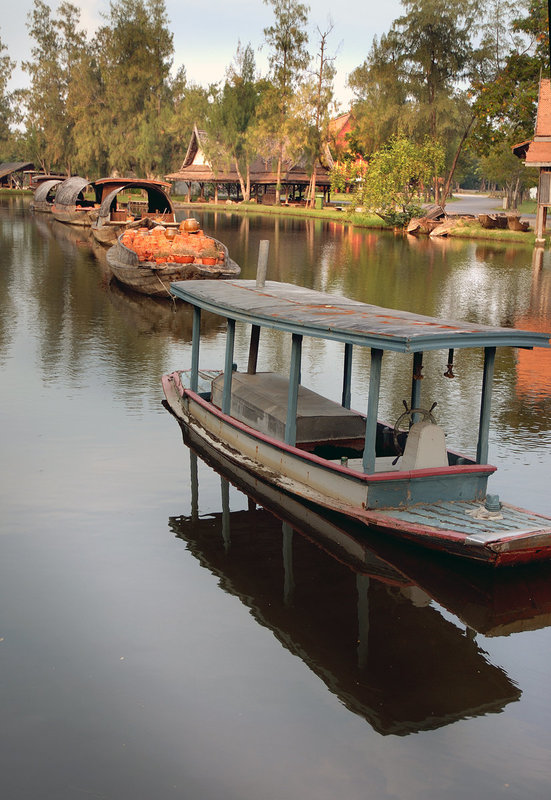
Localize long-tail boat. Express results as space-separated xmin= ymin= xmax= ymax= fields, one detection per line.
xmin=162 ymin=270 xmax=551 ymax=566
xmin=51 ymin=176 xmax=101 ymax=226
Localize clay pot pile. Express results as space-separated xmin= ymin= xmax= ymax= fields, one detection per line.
xmin=120 ymin=222 xmax=224 ymax=266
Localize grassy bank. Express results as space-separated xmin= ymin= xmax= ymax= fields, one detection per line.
xmin=173 ymin=198 xmax=392 ymax=230
xmin=443 ymin=218 xmax=539 ymax=245
xmin=173 ymin=198 xmax=545 ymax=244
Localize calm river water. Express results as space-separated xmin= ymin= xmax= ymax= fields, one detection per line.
xmin=1 ymin=196 xmax=551 ymax=800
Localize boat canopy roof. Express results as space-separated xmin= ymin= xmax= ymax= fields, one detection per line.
xmin=170 ymin=279 xmax=551 ymax=353
xmin=33 ymin=179 xmax=62 ymax=202
xmin=54 ymin=176 xmax=96 ymax=206
xmin=95 ymin=177 xmax=171 ymax=189
xmin=97 ymin=183 xmax=174 ymax=217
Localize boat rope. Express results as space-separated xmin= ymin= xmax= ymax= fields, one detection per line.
xmin=154 ymin=272 xmax=176 ymax=305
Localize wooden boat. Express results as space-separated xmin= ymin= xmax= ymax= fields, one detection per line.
xmin=29 ymin=178 xmax=63 ymax=213
xmin=179 ymin=421 xmax=551 ymax=637
xmin=162 ymin=277 xmax=551 ymax=567
xmin=51 ymin=176 xmax=101 ymax=226
xmin=478 ymin=213 xmax=508 ymax=229
xmin=91 ymin=177 xmax=177 ymax=245
xmin=406 ymin=204 xmax=446 ymax=235
xmin=106 ymin=220 xmax=240 ymax=297
xmin=507 ymin=215 xmax=530 ymax=232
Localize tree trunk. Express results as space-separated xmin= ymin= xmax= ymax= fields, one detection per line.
xmin=307 ymin=165 xmax=317 ymax=208
xmin=234 ymin=157 xmax=247 ymax=201
xmin=441 ymin=115 xmax=476 ymax=206
xmin=275 ymin=155 xmax=282 ymax=205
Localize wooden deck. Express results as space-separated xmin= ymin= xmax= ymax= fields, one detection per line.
xmin=372 ymin=500 xmax=550 ymax=540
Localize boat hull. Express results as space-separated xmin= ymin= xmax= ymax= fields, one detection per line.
xmin=52 ymin=206 xmax=98 ymax=226
xmin=106 ymin=240 xmax=241 ymax=297
xmin=162 ymin=371 xmax=551 ymax=567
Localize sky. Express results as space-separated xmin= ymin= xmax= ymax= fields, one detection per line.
xmin=2 ymin=0 xmax=404 ymax=109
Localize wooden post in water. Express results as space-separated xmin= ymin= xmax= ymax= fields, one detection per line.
xmin=256 ymin=240 xmax=269 ymax=288
xmin=248 ymin=240 xmax=270 ymax=374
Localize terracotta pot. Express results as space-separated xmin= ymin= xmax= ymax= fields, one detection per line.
xmin=202 ymin=257 xmax=217 ymax=265
xmin=176 ymin=255 xmax=194 ymax=264
xmin=181 ymin=217 xmax=200 ymax=233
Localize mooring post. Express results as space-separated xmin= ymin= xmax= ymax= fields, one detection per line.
xmin=256 ymin=239 xmax=269 ymax=288
xmin=248 ymin=241 xmax=270 ymax=374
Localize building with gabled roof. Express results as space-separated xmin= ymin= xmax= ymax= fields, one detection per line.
xmin=165 ymin=125 xmax=332 ymax=204
xmin=513 ymin=79 xmax=551 ymax=241
xmin=0 ymin=162 xmax=34 ymax=188
xmin=328 ymin=112 xmax=356 ymax=158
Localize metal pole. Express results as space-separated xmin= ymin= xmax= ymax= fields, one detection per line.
xmin=342 ymin=343 xmax=353 ymax=409
xmin=477 ymin=346 xmax=496 ymax=464
xmin=285 ymin=333 xmax=302 ymax=446
xmin=222 ymin=318 xmax=236 ymax=415
xmin=410 ymin=351 xmax=423 ymax=422
xmin=362 ymin=348 xmax=383 ymax=473
xmin=247 ymin=325 xmax=261 ymax=374
xmin=190 ymin=306 xmax=201 ymax=393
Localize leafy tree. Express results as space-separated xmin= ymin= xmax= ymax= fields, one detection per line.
xmin=0 ymin=33 xmax=15 ymax=158
xmin=348 ymin=32 xmax=410 ymax=155
xmin=349 ymin=0 xmax=477 ymax=202
xmin=481 ymin=141 xmax=535 ymax=206
xmin=470 ymin=0 xmax=549 ymax=154
xmin=93 ymin=0 xmax=174 ymax=175
xmin=300 ymin=23 xmax=336 ymax=207
xmin=205 ymin=43 xmax=265 ymax=200
xmin=354 ymin=135 xmax=445 ymax=225
xmin=263 ymin=0 xmax=310 ymax=203
xmin=22 ymin=1 xmax=87 ymax=174
xmin=167 ymin=65 xmax=211 ymax=172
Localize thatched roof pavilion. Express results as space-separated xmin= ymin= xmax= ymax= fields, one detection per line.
xmin=165 ymin=125 xmax=332 ymax=204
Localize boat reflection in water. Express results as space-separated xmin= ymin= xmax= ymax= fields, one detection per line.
xmin=168 ymin=424 xmax=551 ymax=736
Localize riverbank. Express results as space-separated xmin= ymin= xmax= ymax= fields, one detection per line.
xmin=173 ymin=199 xmax=545 ymax=246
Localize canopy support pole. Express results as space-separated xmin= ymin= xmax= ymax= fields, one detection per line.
xmin=363 ymin=348 xmax=383 ymax=473
xmin=411 ymin=351 xmax=423 ymax=419
xmin=222 ymin=318 xmax=236 ymax=414
xmin=190 ymin=306 xmax=201 ymax=392
xmin=342 ymin=343 xmax=353 ymax=409
xmin=247 ymin=326 xmax=260 ymax=374
xmin=477 ymin=346 xmax=496 ymax=465
xmin=285 ymin=333 xmax=302 ymax=446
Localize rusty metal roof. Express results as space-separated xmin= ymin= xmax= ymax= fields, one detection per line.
xmin=169 ymin=280 xmax=551 ymax=353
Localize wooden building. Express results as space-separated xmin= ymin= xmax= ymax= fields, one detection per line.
xmin=513 ymin=79 xmax=551 ymax=242
xmin=165 ymin=125 xmax=332 ymax=205
xmin=0 ymin=162 xmax=34 ymax=188
xmin=328 ymin=112 xmax=356 ymax=158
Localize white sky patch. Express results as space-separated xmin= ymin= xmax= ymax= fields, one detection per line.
xmin=4 ymin=0 xmax=403 ymax=107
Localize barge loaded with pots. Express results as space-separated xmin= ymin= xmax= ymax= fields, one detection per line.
xmin=106 ymin=217 xmax=240 ymax=297
xmin=162 ymin=273 xmax=551 ymax=567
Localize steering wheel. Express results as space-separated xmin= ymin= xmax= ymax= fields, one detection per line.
xmin=392 ymin=401 xmax=438 ymax=458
